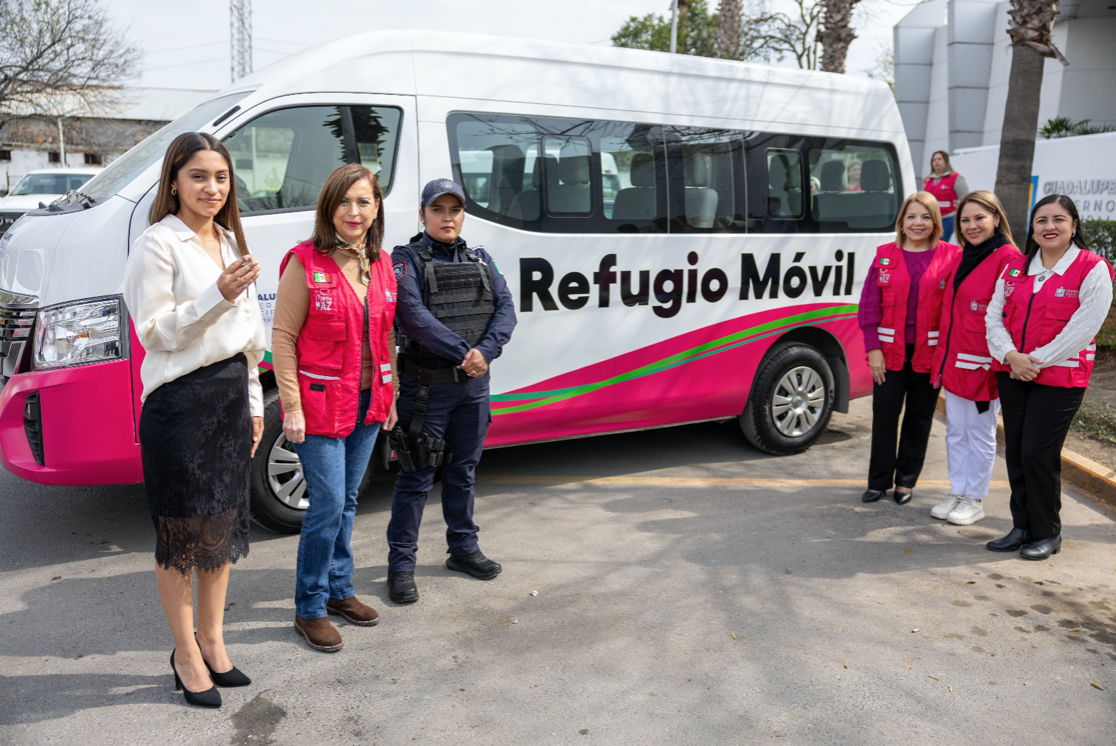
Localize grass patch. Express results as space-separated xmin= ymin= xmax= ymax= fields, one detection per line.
xmin=1073 ymin=401 xmax=1116 ymax=446
xmin=1098 ymin=304 xmax=1116 ymax=352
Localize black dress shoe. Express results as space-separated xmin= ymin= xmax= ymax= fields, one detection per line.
xmin=893 ymin=489 xmax=912 ymax=505
xmin=171 ymin=650 xmax=221 ymax=708
xmin=986 ymin=527 xmax=1030 ymax=552
xmin=196 ymin=635 xmax=251 ymax=687
xmin=388 ymin=571 xmax=419 ymax=604
xmin=446 ymin=550 xmax=502 ymax=580
xmin=861 ymin=489 xmax=886 ymax=503
xmin=1020 ymin=535 xmax=1061 ymax=561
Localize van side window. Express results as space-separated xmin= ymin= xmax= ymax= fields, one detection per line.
xmin=766 ymin=149 xmax=804 ymax=221
xmin=449 ymin=113 xmax=669 ymax=234
xmin=225 ymin=105 xmax=401 ymax=215
xmin=667 ymin=128 xmax=746 ymax=233
xmin=809 ymin=143 xmax=899 ymax=231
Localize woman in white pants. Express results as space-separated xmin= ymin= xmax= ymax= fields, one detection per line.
xmin=929 ymin=191 xmax=1022 ymax=525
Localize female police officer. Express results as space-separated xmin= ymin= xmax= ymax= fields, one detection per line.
xmin=385 ymin=178 xmax=516 ymax=604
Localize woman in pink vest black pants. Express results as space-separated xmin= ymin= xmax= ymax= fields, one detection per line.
xmin=985 ymin=195 xmax=1114 ymax=560
xmin=930 ymin=191 xmax=1021 ymax=526
xmin=272 ymin=164 xmax=398 ymax=651
xmin=923 ymin=151 xmax=969 ymax=242
xmin=858 ymin=192 xmax=960 ymax=504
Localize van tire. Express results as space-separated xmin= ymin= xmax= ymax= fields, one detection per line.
xmin=249 ymin=390 xmax=307 ymax=534
xmin=740 ymin=343 xmax=834 ymax=456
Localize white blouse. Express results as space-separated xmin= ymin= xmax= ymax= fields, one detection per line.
xmin=122 ymin=214 xmax=267 ymax=417
xmin=985 ymin=245 xmax=1113 ymax=367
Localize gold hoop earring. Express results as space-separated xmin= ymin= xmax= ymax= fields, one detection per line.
xmin=171 ymin=187 xmax=177 ymax=196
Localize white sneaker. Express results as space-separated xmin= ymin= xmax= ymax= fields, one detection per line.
xmin=947 ymin=498 xmax=985 ymax=526
xmin=931 ymin=494 xmax=964 ymax=520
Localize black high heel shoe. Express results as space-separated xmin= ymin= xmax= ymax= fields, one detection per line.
xmin=862 ymin=489 xmax=887 ymax=503
xmin=171 ymin=650 xmax=221 ymax=708
xmin=893 ymin=489 xmax=912 ymax=505
xmin=196 ymin=635 xmax=251 ymax=687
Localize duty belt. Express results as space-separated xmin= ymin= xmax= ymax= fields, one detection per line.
xmin=400 ymin=356 xmax=469 ymax=385
xmin=392 ymin=356 xmax=471 ymax=472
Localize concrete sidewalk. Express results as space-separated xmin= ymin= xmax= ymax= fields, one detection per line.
xmin=0 ymin=399 xmax=1113 ymax=745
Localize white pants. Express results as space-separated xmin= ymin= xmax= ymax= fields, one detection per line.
xmin=944 ymin=389 xmax=1000 ymax=499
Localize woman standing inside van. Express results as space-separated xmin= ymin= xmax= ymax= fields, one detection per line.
xmin=123 ymin=133 xmax=265 ymax=708
xmin=858 ymin=192 xmax=959 ymax=504
xmin=985 ymin=195 xmax=1113 ymax=559
xmin=930 ymin=191 xmax=1020 ymax=527
xmin=923 ymin=151 xmax=969 ymax=242
xmin=272 ymin=163 xmax=397 ymax=652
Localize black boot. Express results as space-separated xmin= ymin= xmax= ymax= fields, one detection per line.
xmin=986 ymin=528 xmax=1030 ymax=552
xmin=1020 ymin=535 xmax=1061 ymax=561
xmin=388 ymin=571 xmax=419 ymax=604
xmin=446 ymin=550 xmax=502 ymax=580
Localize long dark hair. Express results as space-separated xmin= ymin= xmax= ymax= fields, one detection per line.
xmin=309 ymin=163 xmax=385 ymax=263
xmin=1023 ymin=194 xmax=1090 ymax=273
xmin=150 ymin=132 xmax=248 ymax=257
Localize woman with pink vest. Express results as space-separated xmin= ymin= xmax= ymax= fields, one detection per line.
xmin=923 ymin=151 xmax=969 ymax=242
xmin=984 ymin=195 xmax=1113 ymax=560
xmin=272 ymin=164 xmax=398 ymax=652
xmin=858 ymin=192 xmax=960 ymax=504
xmin=930 ymin=191 xmax=1021 ymax=526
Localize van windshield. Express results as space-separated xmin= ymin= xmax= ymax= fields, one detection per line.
xmin=10 ymin=173 xmax=94 ymax=196
xmin=80 ymin=92 xmax=250 ymax=204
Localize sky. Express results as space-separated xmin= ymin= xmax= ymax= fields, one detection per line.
xmin=114 ymin=0 xmax=919 ymax=92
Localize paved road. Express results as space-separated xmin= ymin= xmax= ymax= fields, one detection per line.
xmin=1 ymin=399 xmax=1115 ymax=745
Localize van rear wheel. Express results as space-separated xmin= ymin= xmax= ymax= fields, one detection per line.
xmin=249 ymin=390 xmax=307 ymax=534
xmin=740 ymin=343 xmax=834 ymax=456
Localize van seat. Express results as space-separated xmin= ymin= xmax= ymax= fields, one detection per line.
xmin=612 ymin=152 xmax=656 ymax=221
xmin=683 ymin=155 xmax=718 ymax=229
xmin=508 ymin=156 xmax=557 ymax=221
xmin=549 ymin=154 xmax=591 ymax=214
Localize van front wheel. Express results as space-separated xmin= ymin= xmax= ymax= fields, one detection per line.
xmin=249 ymin=390 xmax=307 ymax=534
xmin=740 ymin=344 xmax=834 ymax=456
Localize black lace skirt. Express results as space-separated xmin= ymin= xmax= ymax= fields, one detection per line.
xmin=139 ymin=353 xmax=251 ymax=574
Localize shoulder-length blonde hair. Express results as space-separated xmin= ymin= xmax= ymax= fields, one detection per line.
xmin=149 ymin=132 xmax=248 ymax=256
xmin=893 ymin=191 xmax=943 ymax=247
xmin=955 ymin=190 xmax=1016 ymax=248
xmin=309 ymin=163 xmax=385 ymax=263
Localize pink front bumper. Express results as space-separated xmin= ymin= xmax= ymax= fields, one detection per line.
xmin=0 ymin=359 xmax=142 ymax=485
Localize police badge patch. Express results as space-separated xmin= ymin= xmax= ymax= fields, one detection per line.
xmin=393 ymin=261 xmax=407 ymax=280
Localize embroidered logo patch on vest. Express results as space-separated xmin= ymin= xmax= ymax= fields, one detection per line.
xmin=878 ymin=269 xmax=891 ymax=285
xmin=1008 ymin=269 xmax=1022 ymax=277
xmin=879 ymin=257 xmax=890 ymax=266
xmin=1054 ymin=287 xmax=1066 ymax=297
xmin=314 ymin=289 xmax=333 ymax=312
xmin=939 ymin=279 xmax=946 ymax=289
xmin=969 ymin=300 xmax=978 ymax=311
xmin=393 ymin=261 xmax=407 ymax=280
xmin=312 ymin=271 xmax=329 ymax=284
xmin=384 ymin=289 xmax=393 ymax=303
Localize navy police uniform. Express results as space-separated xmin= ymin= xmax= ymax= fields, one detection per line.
xmin=385 ymin=230 xmax=516 ymax=573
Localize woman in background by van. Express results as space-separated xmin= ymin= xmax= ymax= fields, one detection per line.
xmin=923 ymin=151 xmax=969 ymax=242
xmin=930 ymin=191 xmax=1020 ymax=527
xmin=272 ymin=163 xmax=397 ymax=653
xmin=858 ymin=192 xmax=959 ymax=505
xmin=985 ymin=195 xmax=1113 ymax=559
xmin=123 ymin=133 xmax=265 ymax=708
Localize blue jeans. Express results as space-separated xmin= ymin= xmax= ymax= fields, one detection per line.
xmin=941 ymin=215 xmax=955 ymax=242
xmin=293 ymin=390 xmax=381 ymax=620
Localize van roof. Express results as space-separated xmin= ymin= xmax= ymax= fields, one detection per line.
xmin=223 ymin=31 xmax=904 ymax=139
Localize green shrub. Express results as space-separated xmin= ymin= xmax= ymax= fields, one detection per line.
xmin=1072 ymin=401 xmax=1116 ymax=446
xmin=1082 ymin=220 xmax=1116 ymax=265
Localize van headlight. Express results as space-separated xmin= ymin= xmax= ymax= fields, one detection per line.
xmin=33 ymin=296 xmax=125 ymax=370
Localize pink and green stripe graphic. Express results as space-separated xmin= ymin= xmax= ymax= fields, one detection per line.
xmin=486 ymin=302 xmax=864 ymax=447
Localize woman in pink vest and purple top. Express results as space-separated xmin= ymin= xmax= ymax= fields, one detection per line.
xmin=272 ymin=163 xmax=398 ymax=652
xmin=984 ymin=195 xmax=1113 ymax=560
xmin=923 ymin=151 xmax=969 ymax=242
xmin=858 ymin=192 xmax=960 ymax=504
xmin=930 ymin=191 xmax=1021 ymax=526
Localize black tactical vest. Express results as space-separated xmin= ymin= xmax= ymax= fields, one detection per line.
xmin=402 ymin=241 xmax=495 ymax=356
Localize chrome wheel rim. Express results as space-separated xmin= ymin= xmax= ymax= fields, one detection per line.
xmin=771 ymin=365 xmax=825 ymax=437
xmin=268 ymin=434 xmax=308 ymax=510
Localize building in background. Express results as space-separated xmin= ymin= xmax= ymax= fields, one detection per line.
xmin=893 ymin=0 xmax=1116 ymax=177
xmin=0 ymin=87 xmax=216 ymax=193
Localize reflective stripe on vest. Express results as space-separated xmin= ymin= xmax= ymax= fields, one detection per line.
xmin=995 ymin=250 xmax=1114 ymax=388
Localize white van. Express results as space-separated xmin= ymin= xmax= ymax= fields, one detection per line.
xmin=0 ymin=31 xmax=912 ymax=532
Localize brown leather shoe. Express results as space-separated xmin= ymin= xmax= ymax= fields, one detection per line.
xmin=294 ymin=616 xmax=343 ymax=652
xmin=326 ymin=596 xmax=380 ymax=626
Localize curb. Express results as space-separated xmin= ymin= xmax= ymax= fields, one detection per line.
xmin=934 ymin=395 xmax=1116 ymax=512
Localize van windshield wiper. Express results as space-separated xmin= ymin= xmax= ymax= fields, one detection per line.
xmin=41 ymin=190 xmax=96 ymax=212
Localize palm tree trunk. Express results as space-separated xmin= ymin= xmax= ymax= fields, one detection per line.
xmin=817 ymin=0 xmax=859 ymax=73
xmin=994 ymin=43 xmax=1046 ymax=237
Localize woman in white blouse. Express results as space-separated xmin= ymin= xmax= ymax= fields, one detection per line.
xmin=984 ymin=194 xmax=1114 ymax=560
xmin=122 ymin=132 xmax=265 ymax=708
